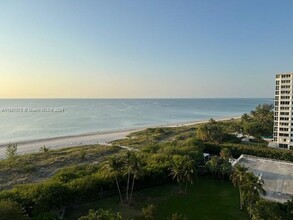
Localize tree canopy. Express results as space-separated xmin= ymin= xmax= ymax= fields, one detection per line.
xmin=241 ymin=104 xmax=274 ymax=140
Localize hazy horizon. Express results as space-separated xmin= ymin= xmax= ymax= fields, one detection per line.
xmin=1 ymin=0 xmax=292 ymax=98
xmin=0 ymin=97 xmax=273 ymax=99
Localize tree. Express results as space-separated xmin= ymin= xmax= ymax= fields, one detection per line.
xmin=128 ymin=152 xmax=142 ymax=205
xmin=169 ymin=155 xmax=184 ymax=193
xmin=219 ymin=160 xmax=232 ymax=180
xmin=220 ymin=148 xmax=231 ymax=160
xmin=230 ymin=164 xmax=248 ymax=210
xmin=0 ymin=200 xmax=29 ymax=220
xmin=241 ymin=104 xmax=274 ymax=142
xmin=102 ymin=156 xmax=124 ymax=203
xmin=241 ymin=172 xmax=266 ymax=217
xmin=78 ymin=209 xmax=123 ymax=220
xmin=196 ymin=119 xmax=224 ymax=144
xmin=205 ymin=156 xmax=219 ymax=176
xmin=123 ymin=151 xmax=132 ymax=202
xmin=285 ymin=197 xmax=293 ymax=219
xmin=6 ymin=143 xmax=17 ymax=159
xmin=243 ymin=122 xmax=264 ymax=145
xmin=169 ymin=155 xmax=196 ymax=193
xmin=251 ymin=199 xmax=283 ymax=220
xmin=206 ymin=156 xmax=231 ymax=180
xmin=182 ymin=156 xmax=196 ymax=193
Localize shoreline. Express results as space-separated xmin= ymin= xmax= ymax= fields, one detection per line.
xmin=0 ymin=116 xmax=240 ymax=159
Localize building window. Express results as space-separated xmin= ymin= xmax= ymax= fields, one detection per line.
xmin=280 ymin=117 xmax=289 ymax=120
xmin=279 ymin=144 xmax=288 ymax=149
xmin=279 ymin=127 xmax=289 ymax=131
xmin=281 ymin=74 xmax=291 ymax=78
xmin=281 ymin=80 xmax=291 ymax=83
xmin=279 ymin=133 xmax=289 ymax=137
xmin=281 ymin=90 xmax=290 ymax=94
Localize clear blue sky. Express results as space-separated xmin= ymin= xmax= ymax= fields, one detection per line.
xmin=0 ymin=0 xmax=292 ymax=98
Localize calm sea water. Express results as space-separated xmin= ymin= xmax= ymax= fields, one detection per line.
xmin=0 ymin=99 xmax=272 ymax=143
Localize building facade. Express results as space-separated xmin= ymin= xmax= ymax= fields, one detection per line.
xmin=273 ymin=73 xmax=293 ymax=149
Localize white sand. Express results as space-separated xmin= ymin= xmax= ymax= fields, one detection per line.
xmin=0 ymin=116 xmax=240 ymax=159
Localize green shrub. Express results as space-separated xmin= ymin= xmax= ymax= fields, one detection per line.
xmin=6 ymin=143 xmax=18 ymax=159
xmin=0 ymin=199 xmax=29 ymax=220
xmin=203 ymin=143 xmax=293 ymax=162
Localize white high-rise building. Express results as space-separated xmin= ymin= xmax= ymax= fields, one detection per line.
xmin=273 ymin=73 xmax=293 ymax=149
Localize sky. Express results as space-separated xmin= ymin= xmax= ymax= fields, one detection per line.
xmin=0 ymin=0 xmax=292 ymax=98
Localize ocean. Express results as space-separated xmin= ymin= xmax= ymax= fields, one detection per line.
xmin=0 ymin=98 xmax=273 ymax=144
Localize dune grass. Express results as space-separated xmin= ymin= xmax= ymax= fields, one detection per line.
xmin=65 ymin=176 xmax=248 ymax=220
xmin=0 ymin=145 xmax=120 ymax=190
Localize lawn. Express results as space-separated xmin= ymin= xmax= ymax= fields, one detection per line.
xmin=64 ymin=176 xmax=249 ymax=220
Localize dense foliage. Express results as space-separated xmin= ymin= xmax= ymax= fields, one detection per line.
xmin=78 ymin=209 xmax=123 ymax=220
xmin=0 ymin=143 xmax=203 ymax=219
xmin=0 ymin=199 xmax=29 ymax=220
xmin=1 ymin=103 xmax=291 ymax=219
xmin=241 ymin=104 xmax=274 ymax=139
xmin=196 ymin=119 xmax=224 ymax=144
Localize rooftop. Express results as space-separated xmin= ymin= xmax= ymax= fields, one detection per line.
xmin=233 ymin=154 xmax=293 ymax=203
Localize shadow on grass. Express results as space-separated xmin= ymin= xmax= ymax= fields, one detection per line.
xmin=64 ymin=176 xmax=249 ymax=220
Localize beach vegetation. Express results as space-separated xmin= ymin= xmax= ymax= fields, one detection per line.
xmin=196 ymin=119 xmax=224 ymax=144
xmin=0 ymin=104 xmax=284 ymax=219
xmin=102 ymin=155 xmax=124 ymax=203
xmin=0 ymin=145 xmax=120 ymax=190
xmin=241 ymin=104 xmax=274 ymax=140
xmin=39 ymin=146 xmax=49 ymax=153
xmin=6 ymin=143 xmax=18 ymax=159
xmin=0 ymin=199 xmax=29 ymax=220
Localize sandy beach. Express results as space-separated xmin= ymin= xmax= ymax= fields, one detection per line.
xmin=0 ymin=116 xmax=240 ymax=159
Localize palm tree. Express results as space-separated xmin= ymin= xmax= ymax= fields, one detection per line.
xmin=241 ymin=172 xmax=265 ymax=217
xmin=182 ymin=156 xmax=196 ymax=193
xmin=169 ymin=155 xmax=196 ymax=193
xmin=123 ymin=151 xmax=133 ymax=202
xmin=169 ymin=155 xmax=184 ymax=193
xmin=219 ymin=159 xmax=232 ymax=180
xmin=206 ymin=156 xmax=219 ymax=176
xmin=102 ymin=156 xmax=123 ymax=203
xmin=220 ymin=148 xmax=231 ymax=160
xmin=230 ymin=164 xmax=248 ymax=210
xmin=128 ymin=153 xmax=142 ymax=205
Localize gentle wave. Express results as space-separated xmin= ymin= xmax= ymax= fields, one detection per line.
xmin=0 ymin=98 xmax=273 ymax=143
